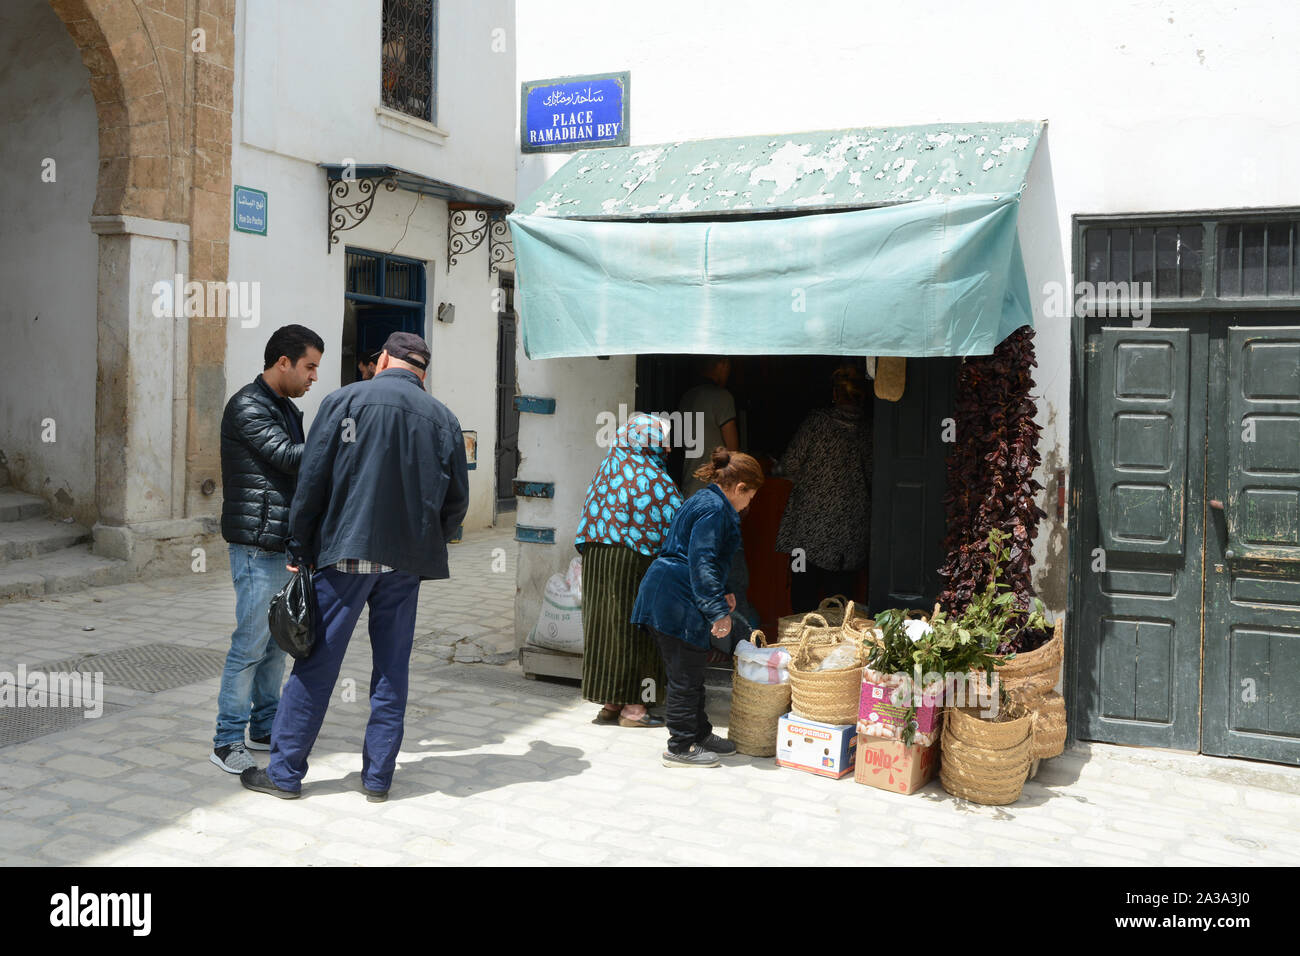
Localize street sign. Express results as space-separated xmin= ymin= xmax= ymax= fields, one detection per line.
xmin=233 ymin=185 xmax=268 ymax=235
xmin=521 ymin=72 xmax=629 ymax=153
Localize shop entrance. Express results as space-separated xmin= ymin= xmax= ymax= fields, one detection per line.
xmin=1075 ymin=313 xmax=1300 ymax=763
xmin=635 ymin=353 xmax=956 ymax=635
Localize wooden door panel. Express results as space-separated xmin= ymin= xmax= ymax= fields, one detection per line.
xmin=868 ymin=358 xmax=956 ymax=612
xmin=1204 ymin=322 xmax=1300 ymax=763
xmin=1074 ymin=321 xmax=1205 ymax=751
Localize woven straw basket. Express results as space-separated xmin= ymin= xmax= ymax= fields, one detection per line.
xmin=939 ymin=704 xmax=1033 ymax=806
xmin=727 ymin=631 xmax=791 ymax=757
xmin=1030 ymin=690 xmax=1067 ymax=760
xmin=778 ymin=596 xmax=850 ymax=642
xmin=788 ymin=621 xmax=866 ymax=725
xmin=998 ymin=617 xmax=1064 ymax=684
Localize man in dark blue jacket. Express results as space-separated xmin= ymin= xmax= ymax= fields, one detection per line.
xmin=212 ymin=324 xmax=322 ymax=775
xmin=241 ymin=332 xmax=469 ymax=802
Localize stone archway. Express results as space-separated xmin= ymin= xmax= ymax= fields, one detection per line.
xmin=46 ymin=0 xmax=234 ymax=571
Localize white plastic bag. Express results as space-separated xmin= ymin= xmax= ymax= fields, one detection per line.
xmin=817 ymin=643 xmax=861 ymax=672
xmin=734 ymin=639 xmax=791 ymax=684
xmin=563 ymin=556 xmax=583 ymax=601
xmin=528 ymin=571 xmax=584 ymax=653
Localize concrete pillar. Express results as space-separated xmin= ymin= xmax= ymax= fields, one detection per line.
xmin=86 ymin=214 xmax=217 ymax=573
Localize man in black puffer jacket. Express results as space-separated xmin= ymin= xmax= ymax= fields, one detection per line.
xmin=211 ymin=324 xmax=324 ymax=776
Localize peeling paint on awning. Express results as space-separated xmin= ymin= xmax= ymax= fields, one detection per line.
xmin=522 ymin=120 xmax=1045 ymax=220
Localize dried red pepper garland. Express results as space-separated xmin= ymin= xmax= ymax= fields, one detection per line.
xmin=937 ymin=325 xmax=1051 ymax=653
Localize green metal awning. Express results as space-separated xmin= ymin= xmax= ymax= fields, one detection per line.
xmin=508 ymin=120 xmax=1045 ymax=359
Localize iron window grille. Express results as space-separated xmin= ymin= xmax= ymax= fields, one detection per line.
xmin=345 ymin=248 xmax=426 ymax=310
xmin=1076 ymin=209 xmax=1300 ymax=314
xmin=381 ymin=0 xmax=436 ymax=124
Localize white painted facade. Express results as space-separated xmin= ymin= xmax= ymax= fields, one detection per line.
xmin=0 ymin=0 xmax=100 ymax=525
xmin=227 ymin=0 xmax=517 ymax=532
xmin=511 ymin=0 xmax=1300 ymax=643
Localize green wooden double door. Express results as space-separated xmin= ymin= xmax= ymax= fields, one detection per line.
xmin=1074 ymin=314 xmax=1300 ymax=763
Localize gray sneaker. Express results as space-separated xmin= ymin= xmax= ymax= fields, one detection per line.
xmin=662 ymin=745 xmax=721 ymax=768
xmin=211 ymin=742 xmax=256 ymax=774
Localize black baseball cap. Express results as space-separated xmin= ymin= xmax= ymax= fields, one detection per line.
xmin=380 ymin=331 xmax=430 ymax=370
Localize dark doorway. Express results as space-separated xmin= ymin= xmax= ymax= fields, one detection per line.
xmin=495 ymin=274 xmax=520 ymax=514
xmin=343 ymin=248 xmax=426 ymax=386
xmin=634 ymin=354 xmax=952 ymax=634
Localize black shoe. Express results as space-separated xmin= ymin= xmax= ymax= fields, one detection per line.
xmin=364 ymin=787 xmax=389 ymax=803
xmin=697 ymin=733 xmax=737 ymax=755
xmin=246 ymin=734 xmax=271 ymax=752
xmin=240 ymin=766 xmax=300 ymax=799
xmin=662 ymin=745 xmax=721 ymax=768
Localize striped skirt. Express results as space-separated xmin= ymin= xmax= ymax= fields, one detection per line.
xmin=580 ymin=542 xmax=665 ymax=707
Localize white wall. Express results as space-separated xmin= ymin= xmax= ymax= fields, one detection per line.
xmin=227 ymin=0 xmax=517 ymax=531
xmin=513 ymin=0 xmax=1300 ymax=633
xmin=0 ymin=0 xmax=99 ymax=524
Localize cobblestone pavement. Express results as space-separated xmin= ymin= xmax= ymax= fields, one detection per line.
xmin=1 ymin=523 xmax=1298 ymax=866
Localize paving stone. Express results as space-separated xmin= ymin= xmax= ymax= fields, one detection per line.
xmin=2 ymin=523 xmax=1299 ymax=865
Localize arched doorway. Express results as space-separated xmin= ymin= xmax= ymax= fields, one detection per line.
xmin=0 ymin=0 xmax=235 ymax=593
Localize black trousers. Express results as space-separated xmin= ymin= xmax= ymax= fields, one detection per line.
xmin=649 ymin=626 xmax=713 ymax=754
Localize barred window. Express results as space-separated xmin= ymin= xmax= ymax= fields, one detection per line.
xmin=382 ymin=0 xmax=436 ymax=123
xmin=1217 ymin=219 xmax=1298 ymax=298
xmin=1083 ymin=223 xmax=1204 ymax=298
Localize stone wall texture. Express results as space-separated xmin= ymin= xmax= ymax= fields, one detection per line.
xmin=48 ymin=0 xmax=235 ymax=517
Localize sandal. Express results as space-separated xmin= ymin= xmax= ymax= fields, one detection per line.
xmin=618 ymin=712 xmax=665 ymax=728
xmin=592 ymin=706 xmax=621 ymax=725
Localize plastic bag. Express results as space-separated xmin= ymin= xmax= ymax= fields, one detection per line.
xmin=563 ymin=556 xmax=583 ymax=601
xmin=528 ymin=571 xmax=584 ymax=653
xmin=734 ymin=639 xmax=791 ymax=684
xmin=903 ymin=619 xmax=933 ymax=642
xmin=268 ymin=569 xmax=316 ymax=660
xmin=817 ymin=642 xmax=861 ymax=672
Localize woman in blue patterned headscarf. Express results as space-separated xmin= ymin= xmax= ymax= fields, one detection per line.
xmin=576 ymin=413 xmax=682 ymax=727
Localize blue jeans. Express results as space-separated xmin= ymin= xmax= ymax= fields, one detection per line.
xmin=267 ymin=567 xmax=421 ymax=794
xmin=213 ymin=544 xmax=292 ymax=748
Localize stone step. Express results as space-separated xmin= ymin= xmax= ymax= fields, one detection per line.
xmin=0 ymin=545 xmax=129 ymax=604
xmin=0 ymin=517 xmax=93 ymax=565
xmin=0 ymin=488 xmax=50 ymax=523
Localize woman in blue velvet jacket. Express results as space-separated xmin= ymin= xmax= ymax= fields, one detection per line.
xmin=632 ymin=447 xmax=764 ymax=768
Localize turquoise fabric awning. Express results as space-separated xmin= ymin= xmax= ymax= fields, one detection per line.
xmin=508 ymin=122 xmax=1043 ymax=359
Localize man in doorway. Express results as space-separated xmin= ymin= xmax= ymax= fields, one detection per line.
xmin=679 ymin=356 xmax=739 ymax=497
xmin=240 ymin=332 xmax=470 ymax=801
xmin=356 ymin=348 xmax=380 ymax=381
xmin=212 ymin=324 xmax=324 ymax=774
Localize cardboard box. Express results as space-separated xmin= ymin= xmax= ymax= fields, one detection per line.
xmin=858 ymin=674 xmax=943 ymax=746
xmin=776 ymin=713 xmax=857 ymax=779
xmin=853 ymin=737 xmax=939 ymax=794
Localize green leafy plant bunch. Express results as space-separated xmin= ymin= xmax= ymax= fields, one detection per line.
xmin=866 ymin=530 xmax=1050 ymax=682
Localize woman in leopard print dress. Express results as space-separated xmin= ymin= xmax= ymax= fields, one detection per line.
xmin=774 ymin=366 xmax=872 ymax=611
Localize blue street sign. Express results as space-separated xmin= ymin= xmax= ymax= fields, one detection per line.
xmin=521 ymin=72 xmax=630 ymax=153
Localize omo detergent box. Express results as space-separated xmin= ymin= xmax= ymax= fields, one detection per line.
xmin=776 ymin=713 xmax=857 ymax=779
xmin=853 ymin=737 xmax=939 ymax=795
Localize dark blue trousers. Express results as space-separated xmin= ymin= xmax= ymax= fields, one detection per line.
xmin=267 ymin=567 xmax=421 ymax=793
